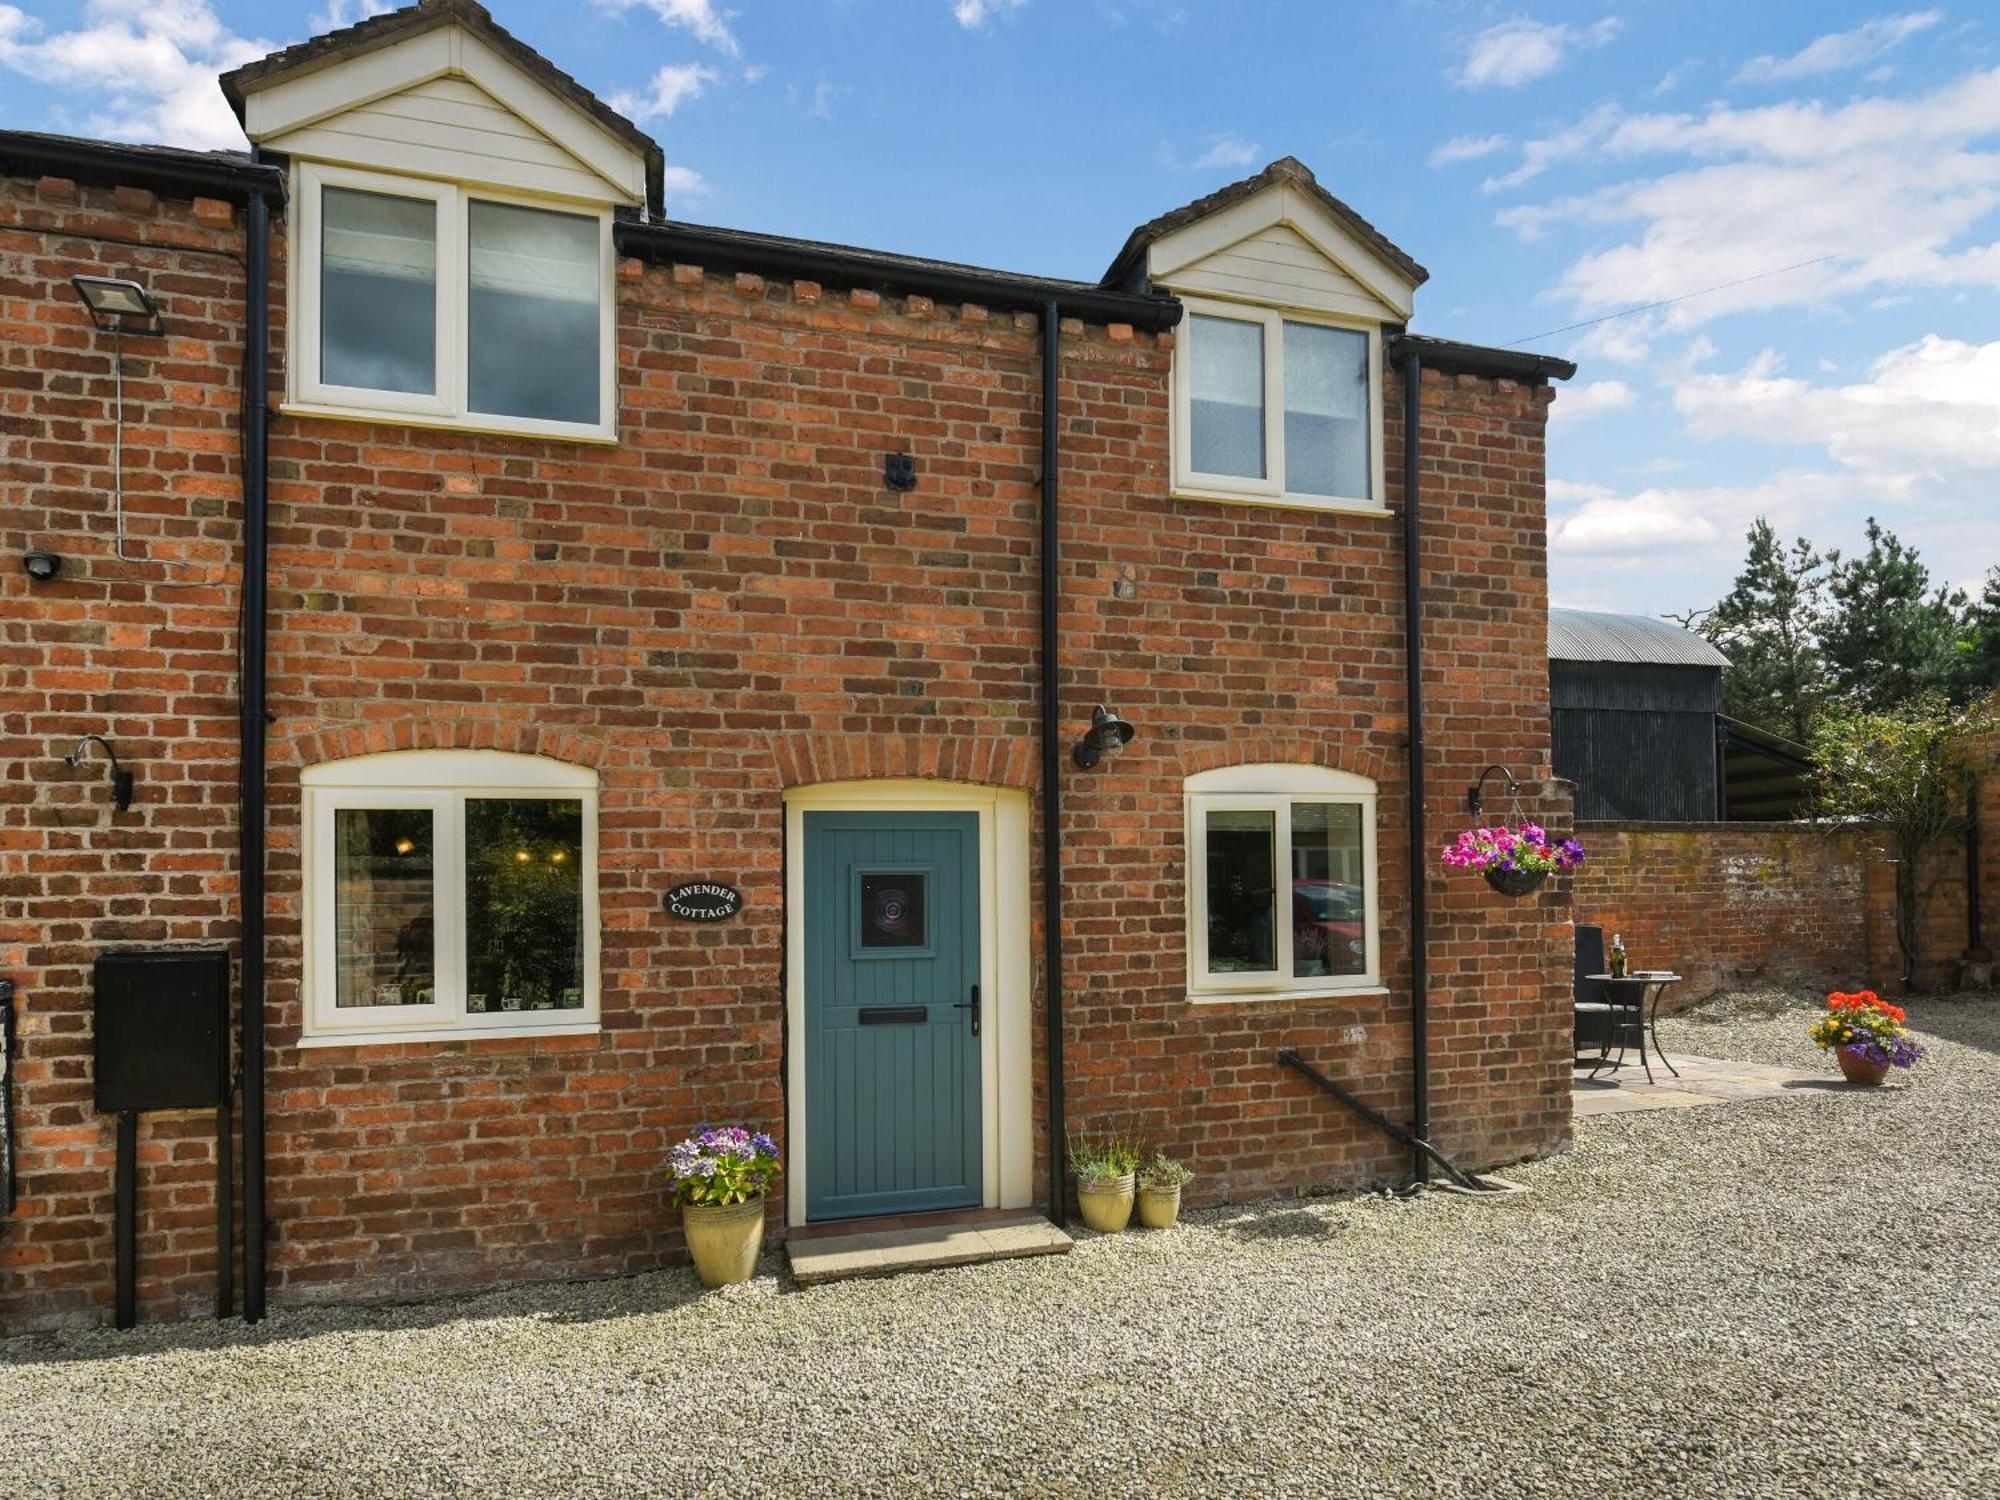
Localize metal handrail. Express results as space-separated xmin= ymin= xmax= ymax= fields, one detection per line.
xmin=1275 ymin=1048 xmax=1500 ymax=1194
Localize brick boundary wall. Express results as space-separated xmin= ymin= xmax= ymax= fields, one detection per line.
xmin=1569 ymin=822 xmax=1884 ymax=1005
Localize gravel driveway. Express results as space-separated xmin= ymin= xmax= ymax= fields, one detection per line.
xmin=3 ymin=990 xmax=1996 ymax=1499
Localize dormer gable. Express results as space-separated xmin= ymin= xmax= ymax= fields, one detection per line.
xmin=1103 ymin=157 xmax=1424 ymax=321
xmin=221 ymin=0 xmax=658 ymax=213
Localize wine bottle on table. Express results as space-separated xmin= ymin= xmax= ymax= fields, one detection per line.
xmin=1609 ymin=933 xmax=1628 ymax=979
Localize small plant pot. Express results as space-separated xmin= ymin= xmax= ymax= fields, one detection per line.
xmin=1484 ymin=866 xmax=1549 ymax=898
xmin=1137 ymin=1183 xmax=1182 ymax=1230
xmin=1836 ymin=1048 xmax=1891 ymax=1087
xmin=1074 ymin=1172 xmax=1135 ymax=1233
xmin=682 ymin=1197 xmax=766 ymax=1287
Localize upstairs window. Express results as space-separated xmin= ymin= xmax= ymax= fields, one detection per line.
xmin=1174 ymin=297 xmax=1382 ymax=513
xmin=1184 ymin=765 xmax=1380 ymax=1002
xmin=294 ymin=163 xmax=614 ymax=440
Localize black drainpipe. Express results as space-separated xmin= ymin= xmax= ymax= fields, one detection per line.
xmin=1399 ymin=345 xmax=1430 ymax=1184
xmin=1040 ymin=300 xmax=1067 ymax=1225
xmin=240 ymin=181 xmax=271 ymax=1323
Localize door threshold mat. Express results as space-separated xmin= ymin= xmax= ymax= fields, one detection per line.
xmin=786 ymin=1211 xmax=1071 ymax=1286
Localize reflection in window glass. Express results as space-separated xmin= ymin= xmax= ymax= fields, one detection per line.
xmin=333 ymin=808 xmax=435 ymax=1007
xmin=1189 ymin=314 xmax=1265 ymax=479
xmin=1291 ymin=801 xmax=1366 ymax=978
xmin=465 ymin=799 xmax=584 ymax=1013
xmin=468 ymin=201 xmax=599 ymax=424
xmin=1205 ymin=809 xmax=1277 ymax=972
xmin=860 ymin=872 xmax=928 ymax=949
xmin=321 ymin=187 xmax=437 ymax=394
xmin=1284 ymin=322 xmax=1370 ymax=499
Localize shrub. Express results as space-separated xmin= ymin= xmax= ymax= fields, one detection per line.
xmin=1066 ymin=1132 xmax=1140 ymax=1185
xmin=669 ymin=1126 xmax=782 ymax=1207
xmin=1138 ymin=1153 xmax=1193 ymax=1190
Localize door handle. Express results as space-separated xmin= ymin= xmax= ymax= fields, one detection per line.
xmin=953 ymin=983 xmax=980 ymax=1036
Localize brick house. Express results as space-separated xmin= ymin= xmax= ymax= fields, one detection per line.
xmin=0 ymin=0 xmax=1576 ymax=1333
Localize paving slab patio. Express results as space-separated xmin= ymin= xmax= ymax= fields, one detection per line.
xmin=1572 ymin=1051 xmax=1851 ymax=1117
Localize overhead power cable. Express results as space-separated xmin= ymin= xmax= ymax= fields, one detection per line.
xmin=1500 ymin=253 xmax=1841 ymax=348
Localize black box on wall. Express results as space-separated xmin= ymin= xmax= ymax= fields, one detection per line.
xmin=92 ymin=950 xmax=229 ymax=1113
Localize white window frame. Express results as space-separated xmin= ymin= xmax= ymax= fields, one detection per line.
xmin=290 ymin=161 xmax=618 ymax=443
xmin=301 ymin=750 xmax=600 ymax=1046
xmin=1171 ymin=294 xmax=1387 ymax=516
xmin=1184 ymin=764 xmax=1382 ymax=1004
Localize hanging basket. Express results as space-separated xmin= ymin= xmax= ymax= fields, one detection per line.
xmin=1484 ymin=865 xmax=1550 ymax=898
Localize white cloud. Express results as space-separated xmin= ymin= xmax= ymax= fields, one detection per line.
xmin=1450 ymin=16 xmax=1621 ymax=90
xmin=1550 ymin=379 xmax=1636 ymax=422
xmin=1674 ymin=335 xmax=2000 ymax=478
xmin=1428 ymin=132 xmax=1509 ymax=167
xmin=1736 ymin=10 xmax=1941 ymax=83
xmin=954 ymin=0 xmax=1027 ymax=28
xmin=1547 ymin=470 xmax=1898 ymax=557
xmin=1489 ymin=67 xmax=2000 ymax=355
xmin=0 ymin=0 xmax=269 ymax=149
xmin=311 ymin=0 xmax=392 ymax=31
xmin=609 ymin=61 xmax=721 ymax=122
xmin=661 ymin=163 xmax=707 ymax=201
xmin=1190 ymin=134 xmax=1258 ymax=170
xmin=627 ymin=0 xmax=740 ymax=56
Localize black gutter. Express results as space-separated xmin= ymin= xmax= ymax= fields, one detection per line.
xmin=1395 ymin=333 xmax=1576 ymax=385
xmin=616 ymin=219 xmax=1181 ymax=332
xmin=1040 ymin=301 xmax=1067 ymax=1226
xmin=1399 ymin=344 xmax=1431 ymax=1185
xmin=0 ymin=130 xmax=285 ymax=205
xmin=240 ymin=183 xmax=272 ymax=1324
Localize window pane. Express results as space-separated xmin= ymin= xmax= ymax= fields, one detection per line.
xmin=465 ymin=799 xmax=584 ymax=1013
xmin=1205 ymin=809 xmax=1276 ymax=973
xmin=1284 ymin=322 xmax=1371 ymax=499
xmin=321 ymin=187 xmax=437 ymax=395
xmin=1291 ymin=802 xmax=1366 ymax=978
xmin=1189 ymin=314 xmax=1265 ymax=479
xmin=468 ymin=201 xmax=600 ymax=424
xmin=333 ymin=808 xmax=435 ymax=1008
xmin=860 ymin=872 xmax=928 ymax=949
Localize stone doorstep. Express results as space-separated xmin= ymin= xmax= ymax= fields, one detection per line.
xmin=786 ymin=1210 xmax=1072 ymax=1286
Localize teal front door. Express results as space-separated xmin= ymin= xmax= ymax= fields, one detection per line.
xmin=803 ymin=810 xmax=982 ymax=1220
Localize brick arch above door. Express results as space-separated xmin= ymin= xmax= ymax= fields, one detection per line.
xmin=1178 ymin=734 xmax=1397 ymax=789
xmin=769 ymin=733 xmax=1039 ymax=793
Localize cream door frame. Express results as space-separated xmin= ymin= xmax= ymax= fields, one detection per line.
xmin=782 ymin=780 xmax=1033 ymax=1225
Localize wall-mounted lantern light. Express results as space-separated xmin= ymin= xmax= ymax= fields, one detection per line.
xmin=65 ymin=735 xmax=135 ymax=812
xmin=69 ymin=276 xmax=163 ymax=336
xmin=1071 ymin=705 xmax=1136 ymax=770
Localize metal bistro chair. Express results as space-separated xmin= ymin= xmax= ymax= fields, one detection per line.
xmin=1573 ymin=925 xmax=1612 ymax=1065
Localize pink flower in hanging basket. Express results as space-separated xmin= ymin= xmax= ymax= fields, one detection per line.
xmin=1441 ymin=824 xmax=1585 ymax=877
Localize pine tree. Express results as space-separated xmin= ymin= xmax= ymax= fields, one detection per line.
xmin=1696 ymin=518 xmax=1831 ymax=744
xmin=1957 ymin=566 xmax=2000 ymax=700
xmin=1820 ymin=518 xmax=1970 ymax=713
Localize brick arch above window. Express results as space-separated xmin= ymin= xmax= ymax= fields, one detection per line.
xmin=1178 ymin=736 xmax=1395 ymax=790
xmin=769 ymin=733 xmax=1039 ymax=793
xmin=281 ymin=718 xmax=618 ymax=777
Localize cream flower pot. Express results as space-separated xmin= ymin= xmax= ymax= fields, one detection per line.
xmin=1137 ymin=1183 xmax=1182 ymax=1229
xmin=682 ymin=1197 xmax=766 ymax=1287
xmin=1075 ymin=1172 xmax=1135 ymax=1233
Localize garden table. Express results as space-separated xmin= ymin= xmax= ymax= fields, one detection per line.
xmin=1583 ymin=972 xmax=1682 ymax=1085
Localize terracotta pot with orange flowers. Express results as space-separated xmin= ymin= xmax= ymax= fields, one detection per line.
xmin=1809 ymin=990 xmax=1923 ymax=1086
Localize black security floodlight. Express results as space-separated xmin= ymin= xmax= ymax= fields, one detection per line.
xmin=70 ymin=275 xmax=163 ymax=336
xmin=1072 ymin=705 xmax=1136 ymax=770
xmin=23 ymin=551 xmax=62 ymax=582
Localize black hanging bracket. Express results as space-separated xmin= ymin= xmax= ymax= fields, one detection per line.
xmin=1466 ymin=764 xmax=1523 ymax=817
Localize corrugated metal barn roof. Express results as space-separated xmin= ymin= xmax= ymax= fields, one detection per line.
xmin=1548 ymin=608 xmax=1729 ymax=668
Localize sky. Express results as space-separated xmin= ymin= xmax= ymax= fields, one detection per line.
xmin=4 ymin=1 xmax=1998 ymax=620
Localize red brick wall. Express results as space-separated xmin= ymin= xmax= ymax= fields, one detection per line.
xmin=1571 ymin=822 xmax=1880 ymax=1003
xmin=2 ymin=168 xmax=1572 ymax=1331
xmin=1 ymin=177 xmax=248 ymax=1329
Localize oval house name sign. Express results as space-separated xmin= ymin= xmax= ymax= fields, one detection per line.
xmin=665 ymin=881 xmax=742 ymax=922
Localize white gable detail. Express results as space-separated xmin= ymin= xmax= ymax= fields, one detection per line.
xmin=1147 ymin=184 xmax=1415 ymax=321
xmin=242 ymin=25 xmax=644 ymax=207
